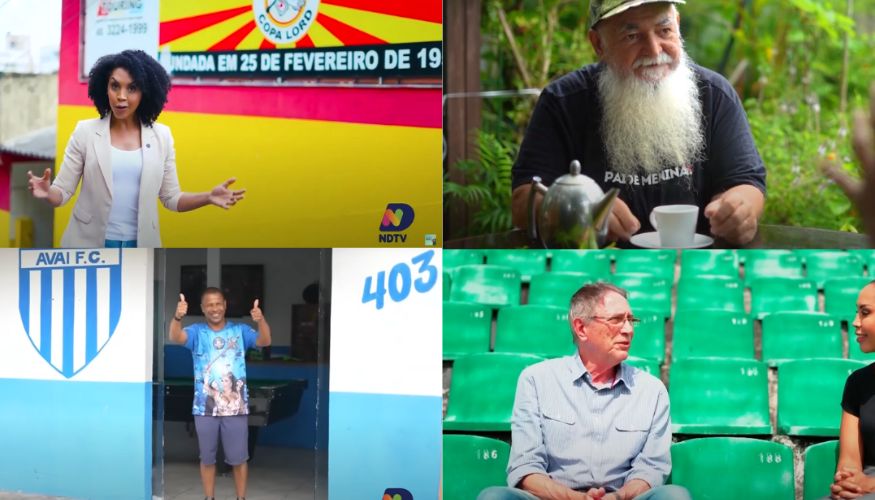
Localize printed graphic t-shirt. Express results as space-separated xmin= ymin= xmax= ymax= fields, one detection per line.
xmin=183 ymin=321 xmax=258 ymax=417
xmin=512 ymin=62 xmax=767 ymax=235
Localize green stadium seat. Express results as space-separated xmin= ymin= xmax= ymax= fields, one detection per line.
xmin=676 ymin=275 xmax=745 ymax=314
xmin=550 ymin=250 xmax=612 ymax=280
xmin=761 ymin=312 xmax=842 ymax=366
xmin=611 ymin=273 xmax=673 ymax=319
xmin=803 ymin=440 xmax=839 ymax=500
xmin=824 ymin=277 xmax=871 ymax=324
xmin=669 ymin=437 xmax=795 ymax=500
xmin=495 ymin=305 xmax=574 ymax=358
xmin=625 ymin=356 xmax=661 ymax=377
xmin=672 ymin=310 xmax=754 ymax=361
xmin=670 ymin=358 xmax=771 ymax=434
xmin=680 ymin=250 xmax=739 ymax=279
xmin=449 ymin=265 xmax=521 ymax=308
xmin=793 ymin=249 xmax=836 ymax=261
xmin=614 ymin=250 xmax=676 ymax=281
xmin=528 ymin=272 xmax=602 ymax=308
xmin=443 ymin=271 xmax=452 ymax=301
xmin=443 ymin=302 xmax=492 ymax=360
xmin=749 ymin=277 xmax=818 ymax=319
xmin=847 ymin=249 xmax=875 ymax=263
xmin=777 ymin=359 xmax=867 ymax=436
xmin=801 ymin=251 xmax=865 ymax=289
xmin=484 ymin=250 xmax=549 ymax=283
xmin=627 ymin=310 xmax=665 ymax=364
xmin=443 ymin=434 xmax=510 ymax=500
xmin=444 ymin=250 xmax=486 ymax=270
xmin=742 ymin=250 xmax=804 ymax=285
xmin=443 ymin=353 xmax=544 ymax=432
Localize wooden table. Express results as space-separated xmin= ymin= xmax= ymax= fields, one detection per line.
xmin=445 ymin=225 xmax=872 ymax=249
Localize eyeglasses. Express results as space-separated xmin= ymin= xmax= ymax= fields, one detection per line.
xmin=588 ymin=314 xmax=641 ymax=327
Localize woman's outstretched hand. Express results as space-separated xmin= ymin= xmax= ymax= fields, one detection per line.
xmin=27 ymin=168 xmax=53 ymax=199
xmin=209 ymin=177 xmax=246 ymax=209
xmin=27 ymin=168 xmax=63 ymax=207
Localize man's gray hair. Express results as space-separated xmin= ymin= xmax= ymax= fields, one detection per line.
xmin=569 ymin=282 xmax=628 ymax=327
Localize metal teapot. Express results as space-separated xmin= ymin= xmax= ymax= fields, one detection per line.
xmin=527 ymin=160 xmax=619 ymax=249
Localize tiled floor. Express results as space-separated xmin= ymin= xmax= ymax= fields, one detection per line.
xmin=161 ymin=447 xmax=324 ymax=500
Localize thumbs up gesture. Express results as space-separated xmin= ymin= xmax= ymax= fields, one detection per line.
xmin=175 ymin=294 xmax=188 ymax=321
xmin=251 ymin=299 xmax=263 ymax=323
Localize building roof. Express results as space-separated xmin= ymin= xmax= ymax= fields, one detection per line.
xmin=0 ymin=125 xmax=55 ymax=160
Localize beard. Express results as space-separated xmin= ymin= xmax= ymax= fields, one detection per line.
xmin=596 ymin=51 xmax=705 ymax=176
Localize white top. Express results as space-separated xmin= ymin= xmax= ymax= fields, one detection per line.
xmin=105 ymin=146 xmax=143 ymax=241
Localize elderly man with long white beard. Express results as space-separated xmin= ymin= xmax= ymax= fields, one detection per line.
xmin=511 ymin=0 xmax=766 ymax=246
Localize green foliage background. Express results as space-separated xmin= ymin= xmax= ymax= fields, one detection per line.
xmin=444 ymin=0 xmax=875 ymax=237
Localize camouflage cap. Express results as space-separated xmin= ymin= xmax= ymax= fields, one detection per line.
xmin=588 ymin=0 xmax=686 ymax=30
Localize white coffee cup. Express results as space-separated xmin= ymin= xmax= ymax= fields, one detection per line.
xmin=649 ymin=205 xmax=698 ymax=248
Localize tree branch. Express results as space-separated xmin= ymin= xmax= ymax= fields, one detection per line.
xmin=496 ymin=3 xmax=534 ymax=88
xmin=839 ymin=0 xmax=853 ymax=129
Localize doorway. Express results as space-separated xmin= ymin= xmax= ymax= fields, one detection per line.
xmin=153 ymin=249 xmax=330 ymax=499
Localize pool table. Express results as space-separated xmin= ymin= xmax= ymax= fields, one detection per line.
xmin=161 ymin=377 xmax=309 ymax=466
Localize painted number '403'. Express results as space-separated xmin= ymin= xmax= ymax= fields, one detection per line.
xmin=362 ymin=250 xmax=438 ymax=310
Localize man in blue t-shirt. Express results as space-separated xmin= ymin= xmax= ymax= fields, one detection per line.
xmin=169 ymin=287 xmax=271 ymax=500
xmin=511 ymin=0 xmax=767 ymax=247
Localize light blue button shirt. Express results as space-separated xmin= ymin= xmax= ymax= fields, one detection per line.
xmin=507 ymin=354 xmax=672 ymax=492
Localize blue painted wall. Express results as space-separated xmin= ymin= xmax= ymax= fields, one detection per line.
xmin=0 ymin=378 xmax=151 ymax=499
xmin=329 ymin=392 xmax=441 ymax=500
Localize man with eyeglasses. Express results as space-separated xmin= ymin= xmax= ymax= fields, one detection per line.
xmin=478 ymin=283 xmax=689 ymax=500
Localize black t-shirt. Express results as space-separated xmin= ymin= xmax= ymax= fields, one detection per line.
xmin=512 ymin=62 xmax=767 ymax=235
xmin=842 ymin=363 xmax=875 ymax=467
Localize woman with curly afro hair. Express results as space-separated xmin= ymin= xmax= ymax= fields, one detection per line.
xmin=27 ymin=50 xmax=245 ymax=247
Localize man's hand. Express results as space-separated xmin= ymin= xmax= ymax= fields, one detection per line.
xmin=822 ymin=82 xmax=875 ymax=245
xmin=251 ymin=299 xmax=264 ymax=323
xmin=583 ymin=487 xmax=607 ymax=500
xmin=168 ymin=294 xmax=189 ymax=344
xmin=607 ymin=197 xmax=640 ymax=242
xmin=704 ymin=186 xmax=761 ymax=245
xmin=209 ymin=178 xmax=246 ymax=209
xmin=175 ymin=294 xmax=187 ymax=320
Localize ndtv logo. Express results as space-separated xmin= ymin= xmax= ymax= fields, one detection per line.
xmin=382 ymin=488 xmax=413 ymax=500
xmin=379 ymin=203 xmax=414 ymax=243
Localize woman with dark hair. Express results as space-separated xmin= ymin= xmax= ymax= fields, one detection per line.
xmin=27 ymin=49 xmax=244 ymax=247
xmin=829 ymin=280 xmax=875 ymax=498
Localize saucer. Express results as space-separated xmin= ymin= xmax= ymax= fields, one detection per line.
xmin=629 ymin=231 xmax=714 ymax=249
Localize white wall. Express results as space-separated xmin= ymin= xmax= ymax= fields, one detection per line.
xmin=0 ymin=74 xmax=57 ymax=143
xmin=0 ymin=248 xmax=154 ymax=499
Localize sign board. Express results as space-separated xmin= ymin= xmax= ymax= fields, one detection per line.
xmin=82 ymin=1 xmax=442 ymax=82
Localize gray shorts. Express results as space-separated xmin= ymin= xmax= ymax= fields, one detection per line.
xmin=193 ymin=415 xmax=249 ymax=466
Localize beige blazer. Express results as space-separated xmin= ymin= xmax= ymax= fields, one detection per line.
xmin=53 ymin=115 xmax=183 ymax=248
